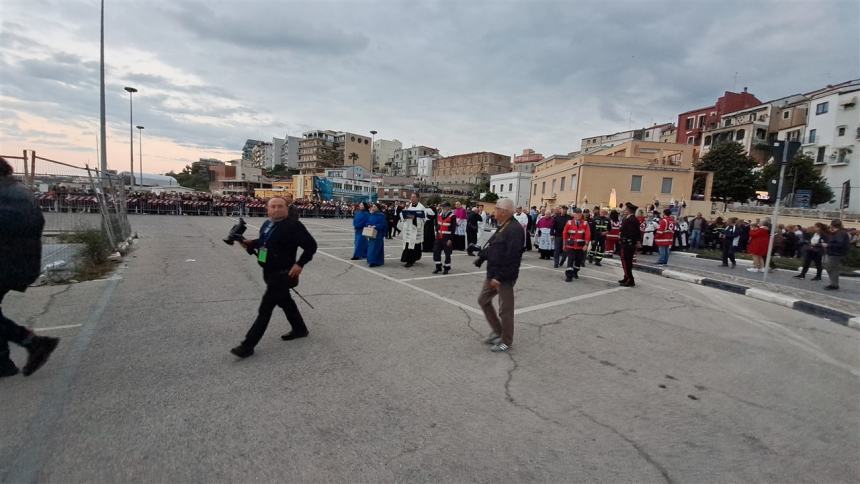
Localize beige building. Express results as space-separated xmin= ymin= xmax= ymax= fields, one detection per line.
xmin=432 ymin=152 xmax=511 ymax=191
xmin=254 ymin=180 xmax=294 ymax=199
xmin=528 ymin=141 xmax=713 ymax=211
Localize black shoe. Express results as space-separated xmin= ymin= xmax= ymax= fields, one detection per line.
xmin=824 ymin=285 xmax=839 ymax=290
xmin=21 ymin=336 xmax=59 ymax=376
xmin=443 ymin=268 xmax=450 ymax=275
xmin=573 ymin=270 xmax=579 ymax=279
xmin=433 ymin=267 xmax=442 ymax=274
xmin=811 ymin=276 xmax=821 ymax=281
xmin=350 ymin=256 xmax=360 ymax=260
xmin=281 ymin=331 xmax=309 ymax=341
xmin=230 ymin=344 xmax=254 ymax=358
xmin=618 ymin=279 xmax=628 ymax=284
xmin=720 ymin=263 xmax=729 ymax=267
xmin=731 ymin=262 xmax=736 ymax=268
xmin=564 ymin=275 xmax=573 ymax=282
xmin=620 ymin=281 xmax=636 ymax=287
xmin=595 ymin=261 xmax=601 ymax=266
xmin=553 ymin=264 xmax=559 ymax=268
xmin=794 ymin=274 xmax=805 ymax=279
xmin=0 ymin=360 xmax=19 ymax=378
xmin=404 ymin=262 xmax=414 ymax=268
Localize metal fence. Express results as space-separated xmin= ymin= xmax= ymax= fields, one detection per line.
xmin=4 ymin=151 xmax=131 ymax=278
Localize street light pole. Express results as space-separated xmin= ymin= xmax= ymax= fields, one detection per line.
xmin=99 ymin=0 xmax=107 ymax=172
xmin=763 ymin=140 xmax=790 ymax=283
xmin=370 ymin=130 xmax=377 ymax=173
xmin=136 ymin=125 xmax=144 ymax=187
xmin=124 ymin=86 xmax=137 ymax=189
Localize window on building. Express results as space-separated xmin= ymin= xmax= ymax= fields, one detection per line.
xmin=645 ymin=131 xmax=650 ymax=138
xmin=661 ymin=177 xmax=673 ymax=194
xmin=783 ymin=110 xmax=791 ymax=119
xmin=698 ymin=115 xmax=706 ymax=128
xmin=508 ymin=183 xmax=513 ymax=191
xmin=816 ymin=102 xmax=829 ymax=115
xmin=686 ymin=136 xmax=694 ymax=145
xmin=736 ymin=129 xmax=745 ymax=141
xmin=491 ymin=184 xmax=496 ymax=192
xmin=838 ymin=126 xmax=846 ymax=136
xmin=533 ymin=184 xmax=537 ymax=195
xmin=631 ymin=175 xmax=642 ymax=192
xmin=704 ymin=135 xmax=712 ymax=146
xmin=541 ymin=181 xmax=546 ymax=194
xmin=685 ymin=117 xmax=694 ymax=130
xmin=816 ymin=147 xmax=826 ymax=164
xmin=551 ymin=179 xmax=556 ymax=193
xmin=559 ymin=177 xmax=565 ymax=191
xmin=756 ymin=128 xmax=767 ymax=139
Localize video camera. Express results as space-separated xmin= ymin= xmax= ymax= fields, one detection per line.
xmin=223 ymin=218 xmax=256 ymax=255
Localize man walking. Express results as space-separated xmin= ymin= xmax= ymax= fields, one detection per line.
xmin=466 ymin=206 xmax=482 ymax=256
xmin=231 ymin=197 xmax=317 ymax=358
xmin=619 ymin=202 xmax=640 ymax=287
xmin=720 ymin=217 xmax=739 ymax=268
xmin=551 ymin=205 xmax=570 ymax=268
xmin=477 ymin=199 xmax=524 ymax=353
xmin=433 ymin=202 xmax=456 ymax=274
xmin=0 ymin=157 xmax=60 ymax=378
xmin=822 ymin=219 xmax=850 ymax=290
xmin=690 ymin=213 xmax=706 ymax=249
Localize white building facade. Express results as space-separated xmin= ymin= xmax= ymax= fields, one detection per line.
xmin=802 ymin=83 xmax=860 ymax=213
xmin=490 ymin=171 xmax=532 ymax=209
xmin=373 ymin=139 xmax=402 ymax=173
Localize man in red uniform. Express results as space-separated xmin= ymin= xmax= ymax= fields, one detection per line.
xmin=433 ymin=201 xmax=456 ymax=274
xmin=562 ymin=208 xmax=591 ymax=281
xmin=655 ymin=208 xmax=676 ymax=265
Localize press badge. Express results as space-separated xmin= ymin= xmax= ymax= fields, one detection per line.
xmin=257 ymin=247 xmax=268 ymax=263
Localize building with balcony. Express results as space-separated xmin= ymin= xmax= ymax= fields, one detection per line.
xmin=699 ymin=103 xmax=775 ymax=164
xmin=390 ymin=145 xmax=440 ymax=176
xmin=209 ymin=159 xmax=272 ymax=196
xmin=297 ymin=130 xmax=372 ymax=175
xmin=372 ymin=139 xmax=402 ymax=173
xmin=676 ymin=89 xmax=762 ymax=151
xmin=242 ymin=139 xmax=265 ymax=161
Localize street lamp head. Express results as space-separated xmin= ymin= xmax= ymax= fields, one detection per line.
xmin=124 ymin=86 xmax=137 ymax=93
xmin=370 ymin=130 xmax=377 ymax=136
xmin=136 ymin=125 xmax=144 ymax=130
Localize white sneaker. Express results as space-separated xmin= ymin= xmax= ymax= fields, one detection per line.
xmin=483 ymin=333 xmax=501 ymax=345
xmin=746 ymin=267 xmax=758 ymax=272
xmin=490 ymin=343 xmax=510 ymax=353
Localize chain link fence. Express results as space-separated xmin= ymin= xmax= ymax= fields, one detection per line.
xmin=4 ymin=151 xmax=131 ymax=279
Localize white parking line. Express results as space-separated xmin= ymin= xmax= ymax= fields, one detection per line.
xmin=514 ymin=287 xmax=627 ymax=315
xmin=35 ymin=323 xmax=83 ymax=332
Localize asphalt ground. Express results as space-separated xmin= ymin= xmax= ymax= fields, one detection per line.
xmin=1 ymin=215 xmax=858 ymax=483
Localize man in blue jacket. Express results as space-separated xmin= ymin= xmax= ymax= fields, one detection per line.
xmin=477 ymin=198 xmax=524 ymax=353
xmin=0 ymin=158 xmax=60 ymax=378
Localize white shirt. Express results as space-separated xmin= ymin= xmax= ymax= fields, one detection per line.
xmin=513 ymin=212 xmax=529 ymax=227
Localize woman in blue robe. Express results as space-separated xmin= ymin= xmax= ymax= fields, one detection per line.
xmin=351 ymin=202 xmax=369 ymax=260
xmin=365 ymin=203 xmax=388 ymax=267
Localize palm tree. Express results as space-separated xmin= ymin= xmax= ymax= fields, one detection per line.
xmin=348 ymin=152 xmax=359 ymax=181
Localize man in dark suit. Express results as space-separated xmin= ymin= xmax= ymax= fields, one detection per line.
xmin=619 ymin=202 xmax=641 ymax=287
xmin=720 ymin=217 xmax=739 ymax=268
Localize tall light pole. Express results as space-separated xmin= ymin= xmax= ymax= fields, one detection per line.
xmin=124 ymin=86 xmax=137 ymax=189
xmin=136 ymin=125 xmax=144 ymax=187
xmin=370 ymin=129 xmax=377 ymax=173
xmin=99 ymin=0 xmax=107 ymax=172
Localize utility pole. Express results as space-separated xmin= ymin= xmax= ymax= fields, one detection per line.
xmin=99 ymin=0 xmax=107 ymax=172
xmin=763 ymin=140 xmax=790 ymax=283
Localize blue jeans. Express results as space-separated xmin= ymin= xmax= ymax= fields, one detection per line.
xmin=690 ymin=229 xmax=702 ymax=249
xmin=657 ymin=245 xmax=670 ymax=264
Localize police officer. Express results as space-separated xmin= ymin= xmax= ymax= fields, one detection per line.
xmin=588 ymin=208 xmax=610 ymax=266
xmin=619 ymin=202 xmax=641 ymax=287
xmin=231 ymin=197 xmax=317 ymax=358
xmin=433 ymin=201 xmax=456 ymax=274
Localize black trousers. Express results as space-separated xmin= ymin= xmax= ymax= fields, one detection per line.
xmin=721 ymin=242 xmax=736 ymax=265
xmin=0 ymin=289 xmax=33 ymax=362
xmin=565 ymin=249 xmax=586 ymax=274
xmin=800 ymin=250 xmax=823 ymax=277
xmin=553 ymin=236 xmax=567 ymax=266
xmin=433 ymin=239 xmax=453 ymax=269
xmin=243 ymin=283 xmax=307 ymax=348
xmin=620 ymin=243 xmax=635 ymax=283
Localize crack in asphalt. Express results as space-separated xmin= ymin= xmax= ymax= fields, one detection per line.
xmin=575 ymin=408 xmax=674 ymax=484
xmin=333 ymin=264 xmax=354 ymax=279
xmin=456 ymin=306 xmax=483 ymax=337
xmin=25 ymin=285 xmax=73 ymax=328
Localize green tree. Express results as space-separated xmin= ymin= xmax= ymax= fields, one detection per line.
xmin=481 ymin=192 xmax=499 ymax=202
xmin=758 ymin=152 xmax=834 ymax=206
xmin=264 ymin=163 xmax=298 ymax=178
xmin=696 ymin=142 xmax=758 ymax=209
xmin=166 ymin=162 xmax=210 ymax=192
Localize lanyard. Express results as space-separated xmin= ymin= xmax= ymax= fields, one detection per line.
xmin=260 ymin=220 xmax=278 ymax=247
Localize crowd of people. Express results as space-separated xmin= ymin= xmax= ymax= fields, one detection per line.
xmin=347 ymin=196 xmax=859 ymax=292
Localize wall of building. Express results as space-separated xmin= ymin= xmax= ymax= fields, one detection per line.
xmin=490 ymin=171 xmax=532 ymax=208
xmin=432 ymin=152 xmax=511 ymax=190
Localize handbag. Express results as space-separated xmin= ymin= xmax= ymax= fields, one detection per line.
xmin=362 ymin=226 xmax=377 ymax=238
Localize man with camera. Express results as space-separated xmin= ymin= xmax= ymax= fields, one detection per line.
xmin=230 ymin=197 xmax=317 ymax=358
xmin=475 ymin=198 xmax=524 ymax=353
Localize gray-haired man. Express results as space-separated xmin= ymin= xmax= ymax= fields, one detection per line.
xmin=476 ymin=198 xmax=524 ymax=352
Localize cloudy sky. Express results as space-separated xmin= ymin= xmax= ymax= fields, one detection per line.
xmin=1 ymin=0 xmax=857 ymax=175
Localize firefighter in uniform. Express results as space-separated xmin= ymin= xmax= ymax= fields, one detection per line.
xmin=562 ymin=208 xmax=591 ymax=281
xmin=655 ymin=208 xmax=676 ymax=264
xmin=588 ymin=208 xmax=610 ymax=266
xmin=433 ymin=201 xmax=456 ymax=274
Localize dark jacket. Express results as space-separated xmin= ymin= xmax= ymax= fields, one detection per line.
xmin=250 ymin=218 xmax=317 ymax=286
xmin=484 ymin=219 xmax=525 ymax=283
xmin=827 ymin=230 xmax=851 ymax=257
xmin=620 ymin=214 xmax=640 ymax=244
xmin=551 ymin=214 xmax=571 ymax=237
xmin=0 ymin=178 xmax=45 ymax=292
